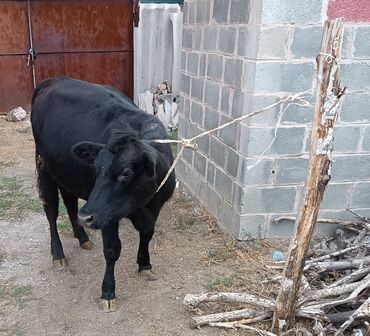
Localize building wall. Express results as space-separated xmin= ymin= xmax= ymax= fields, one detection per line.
xmin=177 ymin=0 xmax=370 ymax=238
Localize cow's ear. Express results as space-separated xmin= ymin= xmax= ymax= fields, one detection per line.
xmin=141 ymin=151 xmax=155 ymax=177
xmin=72 ymin=142 xmax=104 ymax=165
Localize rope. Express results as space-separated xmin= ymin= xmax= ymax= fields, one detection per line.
xmin=154 ymin=90 xmax=312 ymax=193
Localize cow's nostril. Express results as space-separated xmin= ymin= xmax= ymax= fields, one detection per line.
xmin=78 ymin=213 xmax=95 ymax=227
xmin=86 ymin=215 xmax=94 ymax=224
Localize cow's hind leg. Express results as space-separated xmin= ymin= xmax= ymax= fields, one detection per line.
xmin=129 ymin=209 xmax=158 ymax=281
xmin=101 ymin=221 xmax=121 ymax=312
xmin=59 ymin=187 xmax=93 ymax=250
xmin=36 ymin=153 xmax=65 ymax=268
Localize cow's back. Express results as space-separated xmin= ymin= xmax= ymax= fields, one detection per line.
xmin=31 ymin=77 xmax=162 ymax=199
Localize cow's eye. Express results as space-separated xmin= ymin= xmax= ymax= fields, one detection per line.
xmin=117 ymin=168 xmax=133 ymax=184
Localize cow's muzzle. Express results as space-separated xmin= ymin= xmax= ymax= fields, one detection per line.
xmin=78 ymin=212 xmax=96 ymax=228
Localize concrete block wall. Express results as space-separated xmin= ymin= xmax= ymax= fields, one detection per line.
xmin=178 ymin=0 xmax=370 ymax=239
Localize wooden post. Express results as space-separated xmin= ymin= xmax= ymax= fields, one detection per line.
xmin=271 ymin=18 xmax=345 ymax=333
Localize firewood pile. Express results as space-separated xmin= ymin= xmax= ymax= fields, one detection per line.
xmin=183 ymin=211 xmax=370 ymax=335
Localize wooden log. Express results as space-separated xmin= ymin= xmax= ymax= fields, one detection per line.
xmin=189 ymin=308 xmax=259 ymax=328
xmin=271 ymin=18 xmax=345 ymax=333
xmin=183 ymin=292 xmax=275 ymax=309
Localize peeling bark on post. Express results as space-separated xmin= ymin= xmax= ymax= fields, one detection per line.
xmin=271 ymin=18 xmax=345 ymax=333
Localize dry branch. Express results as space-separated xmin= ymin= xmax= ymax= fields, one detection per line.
xmin=189 ymin=308 xmax=259 ymax=328
xmin=335 ymin=296 xmax=370 ymax=335
xmin=183 ymin=292 xmax=275 ymax=309
xmin=272 ymin=18 xmax=345 ymax=333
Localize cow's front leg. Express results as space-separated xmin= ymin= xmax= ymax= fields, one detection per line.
xmin=129 ymin=209 xmax=158 ymax=281
xmin=101 ymin=221 xmax=121 ymax=312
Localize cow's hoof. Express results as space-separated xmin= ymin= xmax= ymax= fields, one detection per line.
xmin=80 ymin=240 xmax=94 ymax=250
xmin=100 ymin=298 xmax=117 ymax=313
xmin=139 ymin=269 xmax=159 ymax=281
xmin=52 ymin=258 xmax=67 ymax=269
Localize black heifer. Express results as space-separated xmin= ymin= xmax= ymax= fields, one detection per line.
xmin=31 ymin=77 xmax=176 ymax=311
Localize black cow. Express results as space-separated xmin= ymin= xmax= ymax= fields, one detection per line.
xmin=31 ymin=77 xmax=176 ymax=311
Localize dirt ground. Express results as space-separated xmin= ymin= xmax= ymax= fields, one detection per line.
xmin=0 ymin=117 xmax=291 ymax=336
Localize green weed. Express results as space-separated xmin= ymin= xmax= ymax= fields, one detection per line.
xmin=0 ymin=177 xmax=43 ymax=220
xmin=207 ymin=275 xmax=234 ymax=291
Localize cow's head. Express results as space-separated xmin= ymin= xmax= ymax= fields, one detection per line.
xmin=72 ymin=133 xmax=158 ymax=229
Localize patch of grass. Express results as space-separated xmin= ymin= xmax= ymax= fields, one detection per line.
xmin=0 ymin=281 xmax=32 ymax=308
xmin=0 ymin=177 xmax=43 ymax=220
xmin=168 ymin=129 xmax=178 ymax=156
xmin=0 ymin=250 xmax=7 ymax=264
xmin=176 ymin=213 xmax=196 ymax=231
xmin=0 ymin=160 xmax=14 ymax=169
xmin=207 ymin=247 xmax=232 ymax=262
xmin=207 ymin=275 xmax=234 ymax=292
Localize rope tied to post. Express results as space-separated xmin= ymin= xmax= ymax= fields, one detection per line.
xmin=154 ymin=90 xmax=313 ymax=193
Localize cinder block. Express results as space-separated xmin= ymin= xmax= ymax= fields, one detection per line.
xmin=243 ymin=159 xmax=274 ymax=185
xmin=207 ymin=54 xmax=223 ymax=81
xmin=342 ymin=63 xmax=370 ymax=92
xmin=190 ymin=100 xmax=204 ymax=126
xmin=204 ymin=106 xmax=219 ymax=130
xmin=354 ymin=26 xmax=370 ymax=59
xmin=215 ymin=168 xmax=233 ymax=203
xmin=181 ymin=73 xmax=191 ymax=96
xmin=255 ymin=62 xmax=313 ymax=93
xmin=221 ymin=86 xmax=230 ymax=114
xmin=292 ymin=26 xmax=323 ymax=58
xmin=239 ymin=126 xmax=305 ymax=157
xmin=199 ymin=54 xmax=207 ymax=78
xmin=207 ymin=160 xmax=215 ymax=185
xmin=275 ymin=158 xmax=308 ymax=184
xmin=226 ymin=149 xmax=240 ymax=178
xmin=258 ymin=27 xmax=289 ymax=59
xmin=341 ymin=94 xmax=370 ymax=123
xmin=182 ymin=144 xmax=194 ymax=166
xmin=362 ymin=127 xmax=370 ymax=151
xmin=351 ymin=182 xmax=370 ymax=208
xmin=187 ymin=52 xmax=199 ymax=76
xmin=219 ymin=27 xmax=236 ymax=55
xmin=196 ymin=0 xmax=210 ymax=24
xmin=183 ymin=1 xmax=189 ymax=25
xmin=210 ymin=136 xmax=226 ymax=168
xmin=333 ymin=126 xmax=361 ymax=153
xmin=195 ymin=26 xmax=203 ymax=50
xmin=331 ymin=155 xmax=370 ymax=182
xmin=183 ymin=96 xmax=190 ymax=119
xmin=219 ymin=202 xmax=241 ymax=237
xmin=204 ymin=80 xmax=220 ymax=109
xmin=230 ymin=0 xmax=251 ymax=24
xmin=224 ymin=59 xmax=243 ymax=88
xmin=203 ymin=27 xmax=218 ymax=51
xmin=242 ymin=186 xmax=297 ymax=213
xmin=182 ymin=27 xmax=193 ymax=49
xmin=194 ymin=151 xmax=207 ymax=177
xmin=181 ymin=51 xmax=187 ymax=72
xmin=199 ymin=183 xmax=221 ymax=219
xmin=261 ymin=0 xmax=323 ymax=24
xmin=281 ymin=95 xmax=314 ymax=124
xmin=231 ymin=89 xmax=245 ymax=118
xmin=213 ymin=0 xmax=229 ymax=23
xmin=239 ymin=215 xmax=266 ymax=239
xmin=268 ymin=216 xmax=295 ymax=238
xmin=247 ymin=95 xmax=281 ymax=126
xmin=321 ymin=183 xmax=351 ymax=209
xmin=191 ymin=77 xmax=204 ymax=102
xmin=188 ymin=1 xmax=196 ymax=25
xmin=219 ymin=114 xmax=238 ymax=149
xmin=196 ymin=133 xmax=210 ymax=156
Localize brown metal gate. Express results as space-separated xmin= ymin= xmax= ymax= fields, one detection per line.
xmin=0 ymin=0 xmax=133 ymax=113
